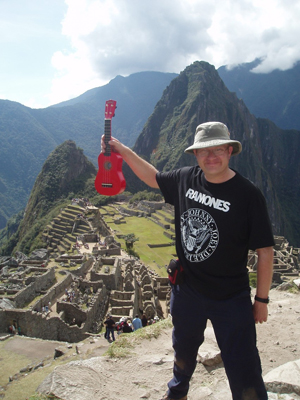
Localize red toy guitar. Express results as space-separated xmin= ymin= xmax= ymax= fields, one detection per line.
xmin=94 ymin=100 xmax=126 ymax=196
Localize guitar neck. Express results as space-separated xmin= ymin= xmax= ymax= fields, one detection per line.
xmin=104 ymin=119 xmax=112 ymax=156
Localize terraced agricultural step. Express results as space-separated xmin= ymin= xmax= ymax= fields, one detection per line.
xmin=51 ymin=227 xmax=66 ymax=236
xmin=75 ymin=227 xmax=91 ymax=234
xmin=65 ymin=233 xmax=77 ymax=241
xmin=60 ymin=241 xmax=71 ymax=251
xmin=66 ymin=205 xmax=85 ymax=214
xmin=60 ymin=211 xmax=77 ymax=220
xmin=50 ymin=237 xmax=61 ymax=245
xmin=57 ymin=244 xmax=67 ymax=255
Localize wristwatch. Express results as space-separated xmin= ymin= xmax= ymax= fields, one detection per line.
xmin=254 ymin=295 xmax=269 ymax=304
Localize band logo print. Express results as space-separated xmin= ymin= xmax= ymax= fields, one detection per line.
xmin=181 ymin=208 xmax=219 ymax=262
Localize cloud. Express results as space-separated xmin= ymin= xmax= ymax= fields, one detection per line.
xmin=207 ymin=0 xmax=300 ymax=73
xmin=48 ymin=0 xmax=300 ymax=104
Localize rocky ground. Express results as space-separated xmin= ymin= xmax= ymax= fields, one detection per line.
xmin=2 ymin=286 xmax=300 ymax=400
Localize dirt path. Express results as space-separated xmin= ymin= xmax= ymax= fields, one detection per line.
xmin=2 ymin=287 xmax=300 ymax=400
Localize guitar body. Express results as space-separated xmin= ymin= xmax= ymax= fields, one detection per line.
xmin=95 ymin=152 xmax=126 ymax=196
xmin=94 ymin=99 xmax=126 ymax=196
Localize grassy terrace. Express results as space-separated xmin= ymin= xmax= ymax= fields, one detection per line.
xmin=100 ymin=205 xmax=176 ymax=275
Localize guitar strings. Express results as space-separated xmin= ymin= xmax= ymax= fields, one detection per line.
xmin=104 ymin=119 xmax=111 ymax=185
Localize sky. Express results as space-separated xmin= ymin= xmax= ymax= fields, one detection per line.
xmin=1 ymin=0 xmax=300 ymax=109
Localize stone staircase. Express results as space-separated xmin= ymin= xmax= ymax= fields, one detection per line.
xmin=43 ymin=205 xmax=92 ymax=256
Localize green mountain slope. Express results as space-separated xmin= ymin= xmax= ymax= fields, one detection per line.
xmin=0 ymin=141 xmax=97 ymax=255
xmin=124 ymin=61 xmax=300 ymax=246
xmin=218 ymin=59 xmax=300 ymax=130
xmin=0 ymin=101 xmax=58 ymax=229
xmin=0 ymin=71 xmax=177 ymax=229
xmin=2 ymin=62 xmax=300 ymax=247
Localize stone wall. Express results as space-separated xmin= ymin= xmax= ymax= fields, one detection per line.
xmin=164 ymin=231 xmax=175 ymax=240
xmin=55 ymin=254 xmax=85 ymax=263
xmin=118 ymin=206 xmax=141 ymax=217
xmin=81 ymin=234 xmax=99 ymax=243
xmin=13 ymin=267 xmax=56 ymax=308
xmin=56 ymin=283 xmax=108 ymax=330
xmin=154 ymin=277 xmax=170 ymax=300
xmin=147 ymin=216 xmax=170 ymax=230
xmin=139 ymin=201 xmax=164 ymax=210
xmin=93 ymin=247 xmax=121 ymax=256
xmin=1 ymin=283 xmax=108 ymax=342
xmin=90 ymin=257 xmax=122 ymax=291
xmin=1 ymin=308 xmax=90 ymax=342
xmin=79 ymin=279 xmax=104 ymax=294
xmin=57 ymin=301 xmax=87 ymax=325
xmin=147 ymin=243 xmax=174 ymax=248
xmin=72 ymin=257 xmax=94 ymax=277
xmin=33 ymin=273 xmax=73 ymax=312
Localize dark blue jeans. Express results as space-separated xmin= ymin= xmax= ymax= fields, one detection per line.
xmin=167 ymin=282 xmax=267 ymax=400
xmin=107 ymin=327 xmax=115 ymax=341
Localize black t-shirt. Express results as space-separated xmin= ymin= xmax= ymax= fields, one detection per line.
xmin=122 ymin=323 xmax=133 ymax=333
xmin=157 ymin=166 xmax=275 ymax=300
xmin=105 ymin=318 xmax=115 ymax=328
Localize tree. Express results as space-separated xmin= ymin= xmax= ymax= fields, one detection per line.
xmin=123 ymin=233 xmax=139 ymax=250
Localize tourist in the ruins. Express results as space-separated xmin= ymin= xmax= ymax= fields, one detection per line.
xmin=132 ymin=314 xmax=142 ymax=331
xmin=101 ymin=121 xmax=274 ymax=400
xmin=104 ymin=315 xmax=116 ymax=342
xmin=122 ymin=319 xmax=133 ymax=333
xmin=141 ymin=314 xmax=148 ymax=327
xmin=116 ymin=317 xmax=125 ymax=334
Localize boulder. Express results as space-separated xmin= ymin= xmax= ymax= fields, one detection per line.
xmin=293 ymin=278 xmax=300 ymax=288
xmin=38 ymin=358 xmax=104 ymax=400
xmin=264 ymin=359 xmax=300 ymax=396
xmin=29 ymin=248 xmax=48 ymax=260
xmin=198 ymin=327 xmax=222 ymax=367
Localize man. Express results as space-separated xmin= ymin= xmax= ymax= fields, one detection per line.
xmin=104 ymin=314 xmax=116 ymax=342
xmin=132 ymin=314 xmax=143 ymax=331
xmin=102 ymin=121 xmax=274 ymax=400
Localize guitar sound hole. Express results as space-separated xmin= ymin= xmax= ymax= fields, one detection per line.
xmin=104 ymin=161 xmax=112 ymax=170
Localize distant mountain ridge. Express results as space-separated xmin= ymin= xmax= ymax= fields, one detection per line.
xmin=1 ymin=61 xmax=300 ymax=246
xmin=218 ymin=59 xmax=300 ymax=130
xmin=0 ymin=71 xmax=177 ymax=229
xmin=0 ymin=140 xmax=97 ymax=255
xmin=125 ymin=61 xmax=300 ymax=245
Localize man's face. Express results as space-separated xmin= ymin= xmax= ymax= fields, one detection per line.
xmin=193 ymin=145 xmax=233 ymax=181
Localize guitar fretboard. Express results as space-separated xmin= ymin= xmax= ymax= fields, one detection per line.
xmin=104 ymin=119 xmax=112 ymax=156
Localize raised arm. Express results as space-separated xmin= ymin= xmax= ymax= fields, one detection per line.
xmin=102 ymin=136 xmax=159 ymax=189
xmin=253 ymin=246 xmax=274 ymax=324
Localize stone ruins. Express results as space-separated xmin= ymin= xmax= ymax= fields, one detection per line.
xmin=0 ymin=199 xmax=299 ymax=343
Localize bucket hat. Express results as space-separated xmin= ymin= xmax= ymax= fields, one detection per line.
xmin=184 ymin=121 xmax=242 ymax=155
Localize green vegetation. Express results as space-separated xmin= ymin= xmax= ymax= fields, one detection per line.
xmin=104 ymin=318 xmax=173 ymax=358
xmin=105 ymin=335 xmax=135 ymax=358
xmin=2 ymin=319 xmax=173 ymax=399
xmin=0 ymin=72 xmax=176 ymax=233
xmin=287 ymin=281 xmax=300 ymax=294
xmin=101 ymin=206 xmax=176 ymax=273
xmin=0 ymin=347 xmax=30 ymax=388
xmin=129 ymin=190 xmax=163 ymax=203
xmin=0 ymin=337 xmax=83 ymax=400
xmin=0 ymin=141 xmax=97 ymax=256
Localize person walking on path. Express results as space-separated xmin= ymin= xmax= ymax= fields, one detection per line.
xmin=104 ymin=315 xmax=116 ymax=342
xmin=101 ymin=121 xmax=274 ymax=400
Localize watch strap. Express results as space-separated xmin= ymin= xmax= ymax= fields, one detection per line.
xmin=254 ymin=295 xmax=269 ymax=304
